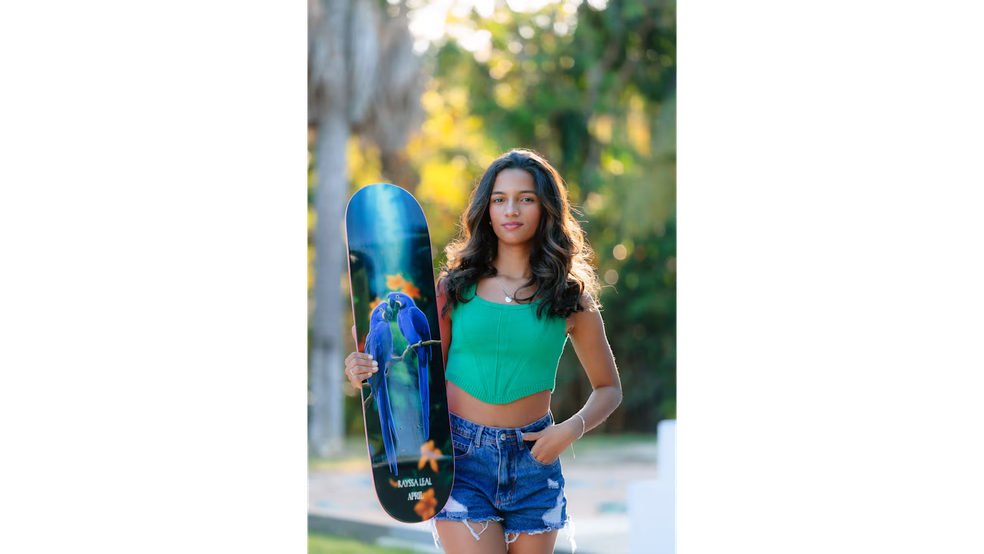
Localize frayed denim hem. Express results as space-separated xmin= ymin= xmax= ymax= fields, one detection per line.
xmin=503 ymin=515 xmax=577 ymax=552
xmin=429 ymin=516 xmax=505 ymax=550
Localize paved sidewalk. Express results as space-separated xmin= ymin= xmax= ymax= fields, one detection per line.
xmin=309 ymin=441 xmax=658 ymax=554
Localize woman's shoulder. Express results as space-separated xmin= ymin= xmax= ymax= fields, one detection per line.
xmin=564 ymin=292 xmax=601 ymax=332
xmin=577 ymin=292 xmax=600 ymax=312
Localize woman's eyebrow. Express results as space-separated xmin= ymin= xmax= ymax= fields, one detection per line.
xmin=491 ymin=190 xmax=537 ymax=195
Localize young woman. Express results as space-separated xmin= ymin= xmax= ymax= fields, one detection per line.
xmin=344 ymin=149 xmax=621 ymax=553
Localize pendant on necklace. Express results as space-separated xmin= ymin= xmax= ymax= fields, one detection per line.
xmin=505 ymin=296 xmax=513 ymax=303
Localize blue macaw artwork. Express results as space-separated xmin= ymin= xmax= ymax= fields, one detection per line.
xmin=365 ymin=300 xmax=399 ymax=474
xmin=387 ymin=292 xmax=433 ymax=441
xmin=345 ymin=183 xmax=456 ymax=522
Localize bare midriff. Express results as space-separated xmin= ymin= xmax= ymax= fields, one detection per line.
xmin=446 ymin=380 xmax=552 ymax=428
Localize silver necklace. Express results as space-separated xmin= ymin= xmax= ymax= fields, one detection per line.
xmin=492 ymin=275 xmax=522 ymax=303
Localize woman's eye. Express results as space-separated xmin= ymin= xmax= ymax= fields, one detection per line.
xmin=492 ymin=196 xmax=534 ymax=203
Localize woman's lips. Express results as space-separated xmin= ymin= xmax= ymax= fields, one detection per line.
xmin=502 ymin=222 xmax=523 ymax=229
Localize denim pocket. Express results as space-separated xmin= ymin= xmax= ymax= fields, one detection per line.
xmin=451 ymin=432 xmax=472 ymax=460
xmin=522 ymin=440 xmax=559 ymax=468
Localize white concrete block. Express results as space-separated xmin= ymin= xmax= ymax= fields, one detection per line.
xmin=627 ymin=420 xmax=675 ymax=554
xmin=657 ymin=419 xmax=676 ymax=483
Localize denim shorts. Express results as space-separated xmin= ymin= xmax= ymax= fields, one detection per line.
xmin=431 ymin=412 xmax=574 ymax=548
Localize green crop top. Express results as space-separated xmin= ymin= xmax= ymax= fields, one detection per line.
xmin=445 ymin=282 xmax=569 ymax=404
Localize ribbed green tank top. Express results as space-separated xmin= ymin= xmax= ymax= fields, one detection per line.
xmin=445 ymin=282 xmax=569 ymax=404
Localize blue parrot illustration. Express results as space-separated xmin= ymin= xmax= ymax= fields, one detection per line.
xmin=387 ymin=292 xmax=432 ymax=440
xmin=365 ymin=300 xmax=399 ymax=474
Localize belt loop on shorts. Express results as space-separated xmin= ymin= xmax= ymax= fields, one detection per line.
xmin=515 ymin=426 xmax=524 ymax=448
xmin=474 ymin=424 xmax=484 ymax=446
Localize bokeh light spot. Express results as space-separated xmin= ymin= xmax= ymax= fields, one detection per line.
xmin=585 ymin=192 xmax=605 ymax=214
xmin=613 ymin=244 xmax=627 ymax=260
xmin=604 ymin=269 xmax=619 ymax=285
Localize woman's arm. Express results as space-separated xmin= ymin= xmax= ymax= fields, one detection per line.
xmin=524 ymin=295 xmax=622 ymax=462
xmin=564 ymin=296 xmax=622 ymax=434
xmin=436 ymin=278 xmax=452 ymax=365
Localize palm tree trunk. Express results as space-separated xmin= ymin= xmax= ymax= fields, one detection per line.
xmin=310 ymin=106 xmax=349 ymax=457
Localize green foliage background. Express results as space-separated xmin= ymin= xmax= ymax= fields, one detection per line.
xmin=311 ymin=0 xmax=675 ymax=434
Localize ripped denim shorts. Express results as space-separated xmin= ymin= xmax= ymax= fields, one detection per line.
xmin=431 ymin=411 xmax=574 ymax=550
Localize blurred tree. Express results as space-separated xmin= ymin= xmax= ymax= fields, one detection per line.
xmin=307 ymin=0 xmax=424 ymax=456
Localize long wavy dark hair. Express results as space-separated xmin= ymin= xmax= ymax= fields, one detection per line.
xmin=439 ymin=149 xmax=601 ymax=320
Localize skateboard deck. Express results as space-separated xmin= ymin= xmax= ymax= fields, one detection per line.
xmin=344 ymin=183 xmax=454 ymax=523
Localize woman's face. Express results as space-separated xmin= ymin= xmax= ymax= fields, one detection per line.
xmin=488 ymin=168 xmax=541 ymax=247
